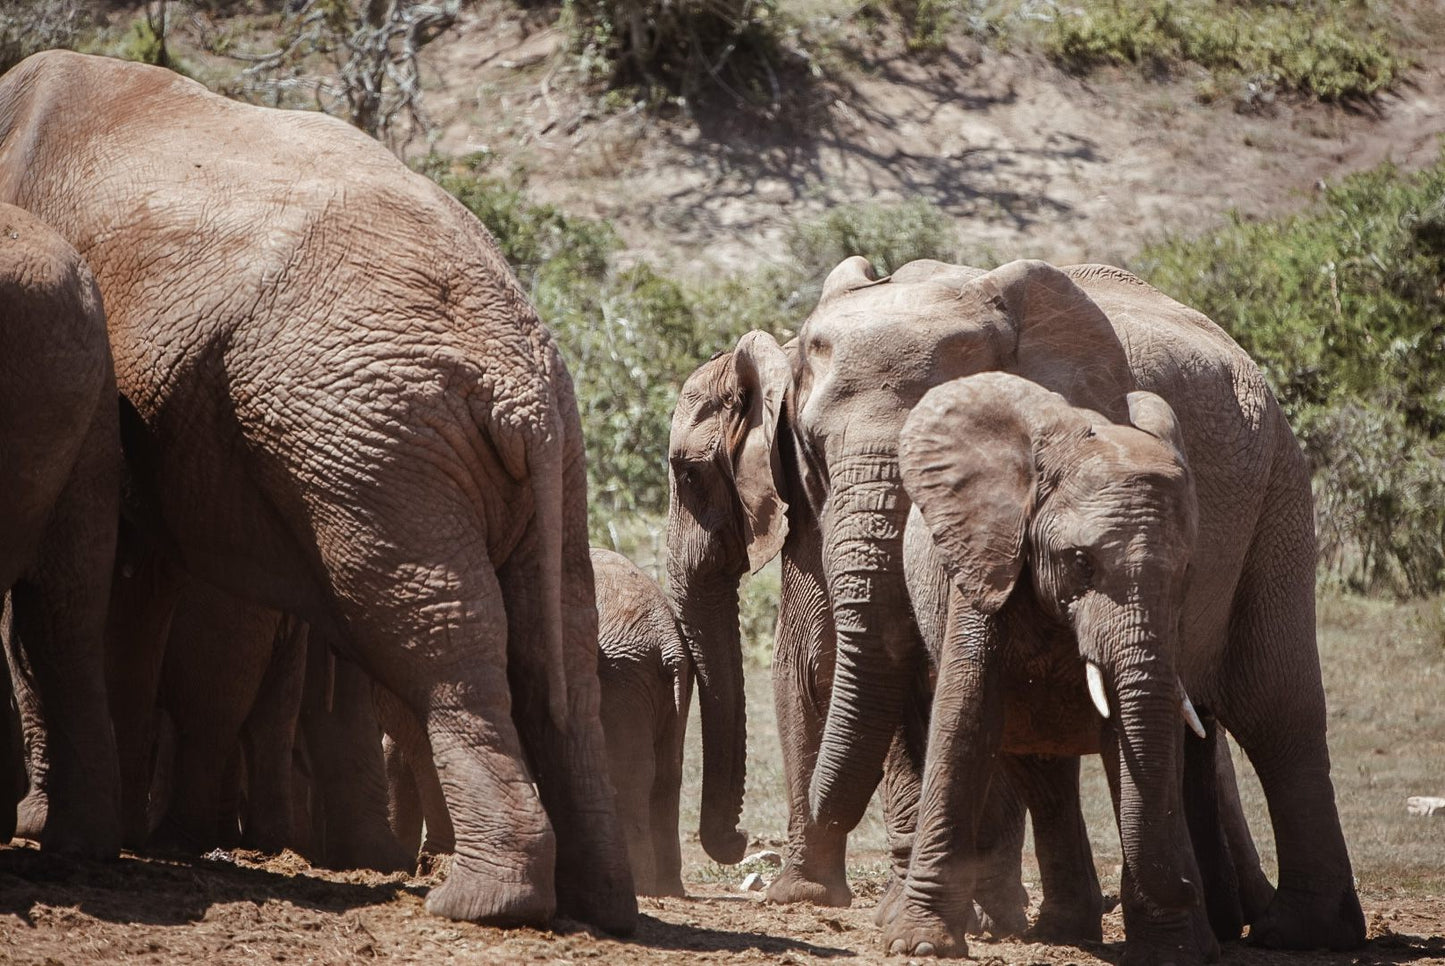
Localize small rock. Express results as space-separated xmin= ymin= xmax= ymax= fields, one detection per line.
xmin=742 ymin=849 xmax=783 ymax=868
xmin=739 ymin=872 xmax=766 ymax=892
xmin=1407 ymin=795 xmax=1445 ymax=816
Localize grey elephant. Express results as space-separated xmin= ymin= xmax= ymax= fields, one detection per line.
xmin=665 ymin=333 xmax=930 ymax=909
xmin=894 ymin=372 xmax=1211 ymax=959
xmin=0 ymin=201 xmax=121 ymax=856
xmin=384 ymin=548 xmax=695 ymax=897
xmin=592 ymin=548 xmax=693 ymax=897
xmin=0 ymin=51 xmax=633 ymax=931
xmin=790 ymin=257 xmax=1363 ymax=959
xmin=149 ymin=571 xmax=307 ymax=854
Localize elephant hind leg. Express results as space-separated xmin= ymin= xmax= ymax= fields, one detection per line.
xmin=1217 ymin=477 xmax=1363 ymax=951
xmin=501 ymin=529 xmax=635 ymax=932
xmin=7 ymin=402 xmax=122 ymax=859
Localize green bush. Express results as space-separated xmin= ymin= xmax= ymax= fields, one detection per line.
xmin=1 ymin=0 xmax=91 ymax=74
xmin=565 ymin=0 xmax=801 ymax=113
xmin=1136 ymin=155 xmax=1445 ymax=597
xmin=1046 ymin=1 xmax=1409 ymax=101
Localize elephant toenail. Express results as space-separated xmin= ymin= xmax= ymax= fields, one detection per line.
xmin=915 ymin=941 xmax=937 ymax=956
xmin=889 ymin=939 xmax=906 ymax=955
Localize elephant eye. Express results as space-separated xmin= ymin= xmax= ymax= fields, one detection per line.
xmin=1068 ymin=549 xmax=1095 ymax=583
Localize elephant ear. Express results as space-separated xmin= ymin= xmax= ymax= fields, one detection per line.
xmin=729 ymin=331 xmax=793 ymax=573
xmin=1126 ymin=390 xmax=1188 ymax=461
xmin=968 ymin=260 xmax=1136 ymax=422
xmin=898 ymin=372 xmax=1057 ymax=614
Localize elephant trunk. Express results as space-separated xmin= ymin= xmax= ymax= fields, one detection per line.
xmin=807 ymin=456 xmax=915 ymax=834
xmin=1108 ymin=646 xmax=1196 ymax=912
xmin=669 ymin=576 xmax=748 ymax=864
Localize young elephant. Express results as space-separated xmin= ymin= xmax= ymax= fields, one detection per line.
xmin=383 ymin=549 xmax=694 ymax=897
xmin=591 ymin=548 xmax=692 ymax=897
xmin=891 ymin=372 xmax=1209 ymax=961
xmin=0 ymin=202 xmax=121 ymax=855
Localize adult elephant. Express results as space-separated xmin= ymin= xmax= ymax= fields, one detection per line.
xmin=0 ymin=52 xmax=634 ymax=931
xmin=795 ymin=257 xmax=1363 ymax=952
xmin=666 ymin=333 xmax=1039 ymax=928
xmin=0 ymin=202 xmax=121 ymax=856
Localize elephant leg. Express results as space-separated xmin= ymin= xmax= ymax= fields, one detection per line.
xmin=1212 ymin=729 xmax=1274 ymax=923
xmin=1183 ymin=716 xmax=1243 ymax=943
xmin=375 ymin=681 xmax=450 ymax=857
xmin=0 ymin=620 xmax=24 ymax=844
xmin=766 ymin=625 xmax=850 ymax=908
xmin=965 ymin=761 xmax=1028 ymax=937
xmin=7 ymin=409 xmax=122 ymax=858
xmin=1218 ymin=501 xmax=1364 ymax=951
xmin=382 ymin=733 xmax=422 ymax=861
xmin=1004 ymin=754 xmax=1103 ymax=942
xmin=240 ymin=617 xmax=307 ymax=854
xmin=649 ymin=680 xmax=689 ymax=898
xmin=1099 ymin=719 xmax=1216 ymax=966
xmin=105 ymin=532 xmax=182 ymax=850
xmin=5 ymin=599 xmax=48 ymax=842
xmin=299 ymin=644 xmax=414 ymax=873
xmin=157 ymin=714 xmax=240 ymax=852
xmin=500 ymin=523 xmax=635 ymax=932
xmin=603 ymin=696 xmax=659 ymax=895
xmin=880 ymin=607 xmax=1003 ymax=959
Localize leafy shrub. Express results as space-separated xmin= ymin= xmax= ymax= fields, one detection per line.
xmin=1136 ymin=155 xmax=1445 ymax=596
xmin=564 ymin=0 xmax=806 ymax=114
xmin=1 ymin=0 xmax=91 ymax=74
xmin=1046 ymin=1 xmax=1408 ymax=101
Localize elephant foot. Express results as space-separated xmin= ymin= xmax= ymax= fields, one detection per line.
xmin=766 ymin=860 xmax=851 ymax=908
xmin=13 ymin=790 xmax=47 ymax=841
xmin=638 ymin=875 xmax=686 ymax=898
xmin=555 ymin=867 xmax=637 ymax=936
xmin=872 ymin=872 xmax=904 ymax=926
xmin=881 ymin=906 xmax=969 ymax=959
xmin=974 ymin=878 xmax=1029 ymax=937
xmin=323 ymin=835 xmax=416 ymax=874
xmin=1029 ymin=902 xmax=1104 ymax=943
xmin=1246 ymin=882 xmax=1365 ymax=951
xmin=425 ymin=866 xmax=556 ymax=927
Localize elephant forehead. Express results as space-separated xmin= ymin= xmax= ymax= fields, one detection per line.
xmin=807 ymin=278 xmax=981 ymax=341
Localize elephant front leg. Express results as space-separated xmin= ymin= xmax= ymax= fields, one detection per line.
xmin=1004 ymin=754 xmax=1103 ymax=941
xmin=768 ymin=639 xmax=850 ymax=907
xmin=880 ymin=604 xmax=1003 ymax=959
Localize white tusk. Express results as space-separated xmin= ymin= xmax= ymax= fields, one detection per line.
xmin=1181 ymin=692 xmax=1207 ymax=739
xmin=1086 ymin=662 xmax=1109 ymax=719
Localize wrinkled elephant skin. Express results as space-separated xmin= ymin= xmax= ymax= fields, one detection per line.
xmin=0 ymin=52 xmax=634 ymax=932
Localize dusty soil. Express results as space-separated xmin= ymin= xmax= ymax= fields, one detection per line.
xmin=1 ymin=841 xmax=1441 ymax=965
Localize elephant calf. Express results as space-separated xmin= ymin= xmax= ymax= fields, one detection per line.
xmin=384 ymin=549 xmax=694 ymax=897
xmin=591 ymin=548 xmax=692 ymax=897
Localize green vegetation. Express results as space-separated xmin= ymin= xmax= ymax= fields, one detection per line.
xmin=1136 ymin=157 xmax=1445 ymax=598
xmin=1045 ymin=0 xmax=1409 ymax=101
xmin=564 ymin=0 xmax=806 ymax=114
xmin=0 ymin=0 xmax=90 ymax=73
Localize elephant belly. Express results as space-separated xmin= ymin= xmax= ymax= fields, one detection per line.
xmin=1000 ymin=659 xmax=1101 ymax=757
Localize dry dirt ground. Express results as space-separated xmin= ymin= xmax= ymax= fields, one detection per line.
xmin=1 ymin=842 xmax=1442 ymax=966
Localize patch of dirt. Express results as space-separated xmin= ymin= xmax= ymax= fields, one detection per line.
xmin=1 ymin=841 xmax=1441 ymax=965
xmin=416 ymin=5 xmax=1445 ymax=276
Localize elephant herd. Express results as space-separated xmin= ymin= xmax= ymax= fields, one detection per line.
xmin=0 ymin=49 xmax=1369 ymax=964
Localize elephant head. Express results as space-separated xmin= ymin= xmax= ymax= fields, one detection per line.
xmin=663 ymin=330 xmax=794 ymax=863
xmin=796 ymin=258 xmax=1137 ymax=831
xmin=900 ymin=371 xmax=1200 ymax=909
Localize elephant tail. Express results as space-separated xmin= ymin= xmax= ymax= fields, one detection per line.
xmin=533 ymin=419 xmax=571 ymax=733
